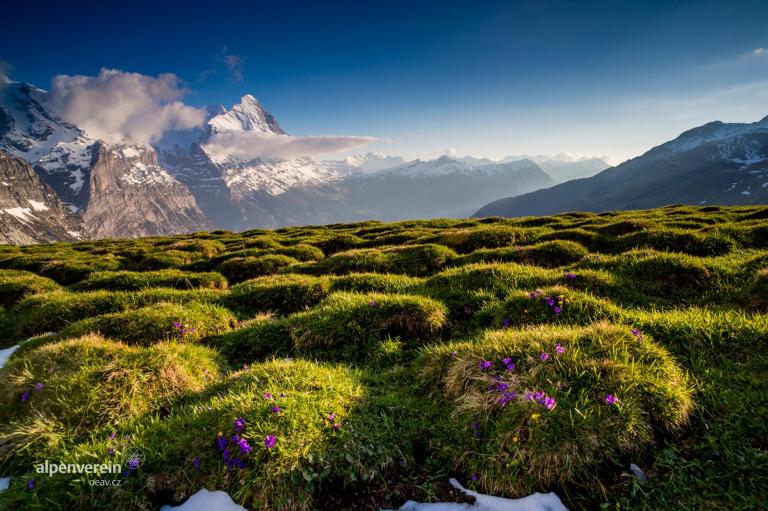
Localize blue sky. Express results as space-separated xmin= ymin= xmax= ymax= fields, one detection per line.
xmin=2 ymin=0 xmax=767 ymax=163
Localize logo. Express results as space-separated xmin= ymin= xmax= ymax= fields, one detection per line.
xmin=125 ymin=447 xmax=145 ymax=470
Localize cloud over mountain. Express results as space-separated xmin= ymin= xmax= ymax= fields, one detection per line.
xmin=204 ymin=131 xmax=376 ymax=161
xmin=48 ymin=69 xmax=207 ymax=144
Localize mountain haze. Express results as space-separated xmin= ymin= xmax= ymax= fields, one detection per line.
xmin=475 ymin=116 xmax=768 ymax=217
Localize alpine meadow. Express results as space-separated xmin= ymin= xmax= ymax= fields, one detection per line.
xmin=0 ymin=205 xmax=766 ymax=509
xmin=2 ymin=1 xmax=768 ymax=509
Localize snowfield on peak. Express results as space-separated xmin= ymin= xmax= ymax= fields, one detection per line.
xmin=221 ymin=157 xmax=351 ymax=197
xmin=0 ymin=81 xmax=96 ymax=199
xmin=207 ymin=94 xmax=285 ymax=135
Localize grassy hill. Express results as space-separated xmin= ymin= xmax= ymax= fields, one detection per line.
xmin=0 ymin=204 xmax=766 ymax=510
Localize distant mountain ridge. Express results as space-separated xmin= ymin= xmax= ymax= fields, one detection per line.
xmin=475 ymin=115 xmax=768 ymax=218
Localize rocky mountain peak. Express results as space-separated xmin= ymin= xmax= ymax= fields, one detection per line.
xmin=207 ymin=95 xmax=286 ymax=135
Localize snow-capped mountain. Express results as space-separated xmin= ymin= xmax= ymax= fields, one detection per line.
xmin=207 ymin=94 xmax=285 ymax=135
xmin=0 ymin=80 xmax=96 ymax=209
xmin=345 ymin=152 xmax=405 ymax=173
xmin=475 ymin=115 xmax=768 ymax=218
xmin=0 ymin=150 xmax=83 ymax=244
xmin=0 ymin=78 xmax=210 ymax=239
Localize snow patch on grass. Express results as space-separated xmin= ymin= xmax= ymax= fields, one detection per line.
xmin=0 ymin=345 xmax=19 ymax=368
xmin=386 ymin=478 xmax=568 ymax=511
xmin=159 ymin=489 xmax=246 ymax=511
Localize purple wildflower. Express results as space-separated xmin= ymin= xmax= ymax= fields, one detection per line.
xmin=332 ymin=423 xmax=341 ymax=430
xmin=20 ymin=391 xmax=29 ymax=403
xmin=535 ymin=289 xmax=543 ymax=296
xmin=450 ymin=351 xmax=458 ymax=358
xmin=605 ymin=394 xmax=618 ymax=406
xmin=540 ymin=352 xmax=550 ymax=362
xmin=553 ymin=306 xmax=562 ymax=315
xmin=27 ymin=478 xmax=35 ymax=490
xmin=368 ymin=300 xmax=378 ymax=307
xmin=631 ymin=328 xmax=644 ymax=340
xmin=327 ymin=412 xmax=335 ymax=420
xmin=524 ymin=323 xmax=531 ymax=331
xmin=565 ymin=272 xmax=577 ymax=280
xmin=279 ymin=392 xmax=286 ymax=398
xmin=128 ymin=458 xmax=140 ymax=470
xmin=264 ymin=392 xmax=272 ymax=400
xmin=264 ymin=434 xmax=276 ymax=449
xmin=543 ymin=397 xmax=556 ymax=410
xmin=501 ymin=318 xmax=510 ymax=328
xmin=222 ymin=448 xmax=231 ymax=467
xmin=34 ymin=382 xmax=43 ymax=392
xmin=505 ymin=362 xmax=515 ymax=371
xmin=109 ymin=432 xmax=115 ymax=441
xmin=470 ymin=473 xmax=479 ymax=481
xmin=545 ymin=297 xmax=555 ymax=307
xmin=108 ymin=446 xmax=114 ymax=456
xmin=216 ymin=433 xmax=228 ymax=451
xmin=237 ymin=437 xmax=252 ymax=454
xmin=271 ymin=405 xmax=281 ymax=414
xmin=234 ymin=417 xmax=245 ymax=432
xmin=496 ymin=382 xmax=509 ymax=392
xmin=529 ymin=292 xmax=536 ymax=299
xmin=173 ymin=322 xmax=182 ymax=329
xmin=556 ymin=343 xmax=565 ymax=354
xmin=478 ymin=359 xmax=492 ymax=370
xmin=192 ymin=457 xmax=200 ymax=469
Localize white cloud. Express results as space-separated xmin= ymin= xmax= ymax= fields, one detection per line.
xmin=48 ymin=69 xmax=207 ymax=144
xmin=223 ymin=54 xmax=244 ymax=82
xmin=204 ymin=131 xmax=376 ymax=161
xmin=444 ymin=147 xmax=457 ymax=156
xmin=752 ymin=47 xmax=766 ymax=57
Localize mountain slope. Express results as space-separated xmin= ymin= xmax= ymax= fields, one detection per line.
xmin=475 ymin=116 xmax=768 ymax=217
xmin=0 ymin=150 xmax=84 ymax=244
xmin=332 ymin=157 xmax=556 ymax=221
xmin=82 ymin=143 xmax=211 ymax=239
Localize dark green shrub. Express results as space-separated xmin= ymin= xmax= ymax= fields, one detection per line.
xmin=476 ymin=286 xmax=622 ymax=329
xmin=59 ymin=302 xmax=237 ymax=345
xmin=218 ymin=255 xmax=299 ymax=283
xmin=207 ymin=317 xmax=291 ymax=362
xmin=310 ymin=248 xmax=390 ymax=275
xmin=0 ymin=270 xmax=61 ymax=308
xmin=387 ymin=244 xmax=457 ymax=276
xmin=612 ymin=229 xmax=734 ymax=256
xmin=330 ymin=273 xmax=423 ymax=294
xmin=596 ymin=219 xmax=652 ymax=236
xmin=457 ymin=240 xmax=589 ymax=268
xmin=537 ymin=228 xmax=600 ymax=250
xmin=37 ymin=257 xmax=122 ymax=285
xmin=72 ymin=270 xmax=228 ymax=291
xmin=226 ymin=274 xmax=331 ymax=314
xmin=615 ymin=251 xmax=713 ymax=302
xmin=166 ymin=239 xmax=226 ymax=257
xmin=745 ymin=268 xmax=768 ymax=312
xmin=286 ymin=292 xmax=447 ymax=359
xmin=6 ymin=288 xmax=225 ymax=341
xmin=425 ymin=226 xmax=526 ymax=253
xmin=418 ymin=323 xmax=692 ymax=495
xmin=0 ymin=336 xmax=223 ymax=465
xmin=309 ymin=233 xmax=363 ymax=254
